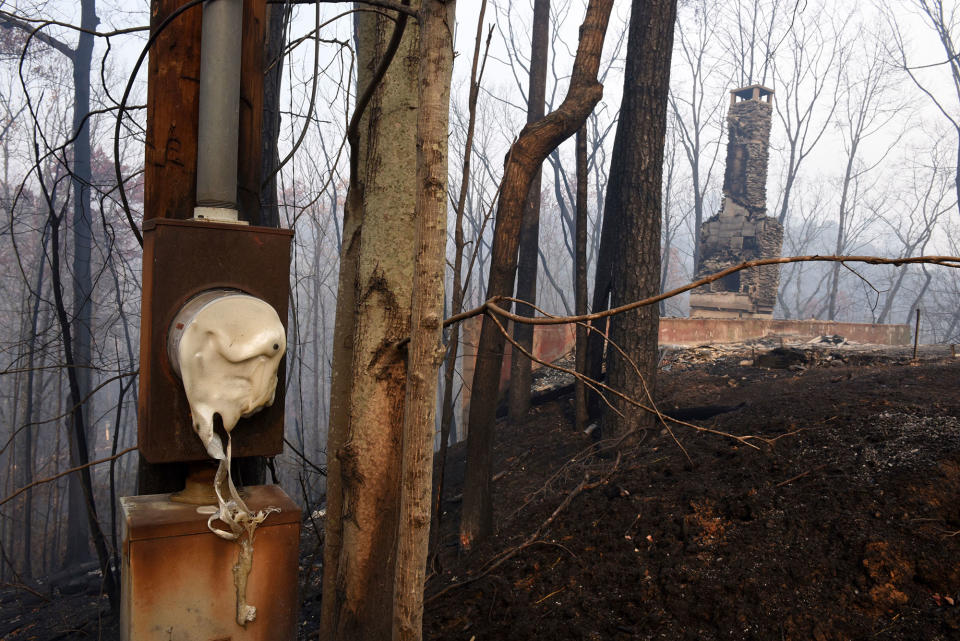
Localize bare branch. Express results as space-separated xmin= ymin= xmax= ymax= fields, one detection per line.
xmin=0 ymin=447 xmax=137 ymax=509
xmin=445 ymin=254 xmax=960 ymax=329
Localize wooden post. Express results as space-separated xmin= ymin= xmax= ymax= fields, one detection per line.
xmin=913 ymin=307 xmax=921 ymax=359
xmin=144 ymin=0 xmax=265 ymax=223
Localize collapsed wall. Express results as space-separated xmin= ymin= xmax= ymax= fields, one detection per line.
xmin=690 ymin=85 xmax=784 ymax=319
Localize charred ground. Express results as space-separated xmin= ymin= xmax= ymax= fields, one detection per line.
xmin=3 ymin=343 xmax=959 ymax=641
xmin=421 ymin=342 xmax=960 ymax=641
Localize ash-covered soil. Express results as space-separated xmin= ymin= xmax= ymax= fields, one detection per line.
xmin=3 ymin=342 xmax=958 ymax=641
xmin=424 ymin=344 xmax=960 ymax=641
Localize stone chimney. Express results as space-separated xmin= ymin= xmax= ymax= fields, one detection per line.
xmin=689 ymin=85 xmax=784 ymax=319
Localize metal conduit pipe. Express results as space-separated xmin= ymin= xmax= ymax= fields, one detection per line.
xmin=194 ymin=0 xmax=243 ymax=222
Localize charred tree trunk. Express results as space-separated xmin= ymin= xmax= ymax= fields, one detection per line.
xmin=64 ymin=0 xmax=97 ymax=569
xmin=508 ymin=0 xmax=550 ymax=424
xmin=460 ymin=0 xmax=614 ymax=550
xmin=574 ymin=124 xmax=589 ymax=432
xmin=19 ymin=228 xmax=50 ymax=578
xmin=431 ymin=0 xmax=489 ymax=565
xmin=600 ymin=0 xmax=676 ymax=438
xmin=44 ymin=195 xmax=117 ymax=610
xmin=260 ymin=1 xmax=288 ymax=228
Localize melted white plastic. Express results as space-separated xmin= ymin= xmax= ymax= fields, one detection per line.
xmin=170 ymin=291 xmax=285 ymax=626
xmin=174 ymin=293 xmax=286 ymax=459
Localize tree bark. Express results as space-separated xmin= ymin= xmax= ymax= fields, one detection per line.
xmin=63 ymin=0 xmax=97 ymax=570
xmin=601 ymin=0 xmax=676 ymax=438
xmin=392 ymin=4 xmax=455 ymax=638
xmin=460 ymin=0 xmax=614 ymax=550
xmin=827 ymin=139 xmax=857 ymax=321
xmin=588 ymin=0 xmax=677 ymax=437
xmin=45 ymin=193 xmax=118 ymax=610
xmin=508 ymin=0 xmax=550 ymax=424
xmin=19 ymin=229 xmax=50 ymax=578
xmin=431 ymin=0 xmax=489 ymax=565
xmin=574 ymin=124 xmax=589 ymax=432
xmin=260 ymin=1 xmax=288 ymax=228
xmin=320 ymin=6 xmax=418 ymax=639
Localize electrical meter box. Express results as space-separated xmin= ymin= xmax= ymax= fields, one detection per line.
xmin=138 ymin=218 xmax=294 ymax=463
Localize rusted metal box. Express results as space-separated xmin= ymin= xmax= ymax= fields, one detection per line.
xmin=138 ymin=218 xmax=294 ymax=463
xmin=120 ymin=485 xmax=300 ymax=641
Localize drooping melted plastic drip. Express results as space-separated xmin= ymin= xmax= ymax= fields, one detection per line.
xmin=171 ymin=291 xmax=286 ymax=626
xmin=210 ymin=435 xmax=278 ymax=626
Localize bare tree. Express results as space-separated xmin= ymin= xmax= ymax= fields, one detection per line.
xmin=432 ymin=0 xmax=491 ymax=564
xmin=660 ymin=115 xmax=687 ymax=316
xmin=508 ymin=0 xmax=550 ymax=423
xmin=876 ymin=130 xmax=956 ymax=323
xmin=260 ymin=1 xmax=291 ymax=228
xmin=461 ymin=0 xmax=615 ymax=550
xmin=775 ymin=184 xmax=832 ymax=318
xmin=573 ymin=122 xmax=589 ymax=430
xmin=0 ymin=0 xmax=120 ymax=605
xmin=770 ymin=3 xmax=849 ymax=226
xmin=593 ymin=0 xmax=676 ymax=439
xmin=722 ymin=0 xmax=788 ymax=87
xmin=888 ymin=0 xmax=960 ymax=217
xmin=826 ymin=31 xmax=904 ymax=320
xmin=669 ymin=0 xmax=727 ymax=271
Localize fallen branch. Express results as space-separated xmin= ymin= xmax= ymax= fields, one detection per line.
xmin=775 ymin=464 xmax=828 ymax=488
xmin=486 ymin=309 xmax=762 ymax=450
xmin=0 ymin=581 xmax=50 ymax=601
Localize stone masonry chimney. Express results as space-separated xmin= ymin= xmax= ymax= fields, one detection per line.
xmin=689 ymin=85 xmax=784 ymax=319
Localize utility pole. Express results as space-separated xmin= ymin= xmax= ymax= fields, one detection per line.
xmin=124 ymin=2 xmax=300 ymax=638
xmin=138 ymin=0 xmax=268 ymax=494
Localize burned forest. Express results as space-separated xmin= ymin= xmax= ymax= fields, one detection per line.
xmin=0 ymin=1 xmax=959 ymax=640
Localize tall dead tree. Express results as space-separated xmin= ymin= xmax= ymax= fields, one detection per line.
xmin=260 ymin=1 xmax=289 ymax=228
xmin=507 ymin=0 xmax=550 ymax=423
xmin=669 ymin=0 xmax=727 ymax=273
xmin=320 ymin=5 xmax=420 ymax=639
xmin=460 ymin=0 xmax=615 ymax=550
xmin=392 ymin=6 xmax=455 ymax=638
xmin=0 ymin=0 xmax=107 ymax=584
xmin=888 ymin=0 xmax=960 ymax=219
xmin=432 ymin=0 xmax=490 ymax=564
xmin=590 ymin=0 xmax=677 ymax=438
xmin=68 ymin=2 xmax=97 ymax=567
xmin=826 ymin=35 xmax=901 ymax=320
xmin=771 ymin=4 xmax=847 ymax=226
xmin=573 ymin=123 xmax=589 ymax=431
